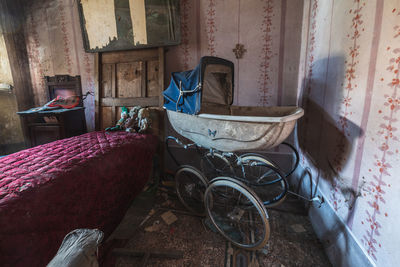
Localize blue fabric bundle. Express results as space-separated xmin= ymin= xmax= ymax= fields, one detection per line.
xmin=163 ymin=56 xmax=234 ymax=115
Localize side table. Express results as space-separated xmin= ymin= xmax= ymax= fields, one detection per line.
xmin=17 ymin=107 xmax=87 ymax=147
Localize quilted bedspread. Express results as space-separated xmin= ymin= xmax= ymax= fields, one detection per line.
xmin=0 ymin=131 xmax=158 ymax=267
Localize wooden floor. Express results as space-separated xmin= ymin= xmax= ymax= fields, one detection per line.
xmin=104 ymin=184 xmax=331 ymax=267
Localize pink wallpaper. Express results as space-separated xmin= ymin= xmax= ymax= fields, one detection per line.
xmin=166 ymin=0 xmax=303 ymax=107
xmin=258 ymin=0 xmax=276 ymax=106
xmin=164 ymin=0 xmax=303 ymax=138
xmin=299 ymin=0 xmax=400 ymax=265
xmin=21 ymin=0 xmax=400 ymax=264
xmin=24 ymin=0 xmax=96 ymax=131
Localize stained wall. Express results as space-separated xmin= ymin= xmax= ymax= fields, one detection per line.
xmin=298 ymin=0 xmax=400 ymax=265
xmin=24 ymin=0 xmax=96 ymax=131
xmin=0 ymin=32 xmax=24 ymax=154
xmin=18 ymin=0 xmax=400 ymax=264
xmin=164 ymin=0 xmax=304 ymax=138
xmin=166 ymin=0 xmax=304 ymax=107
xmin=0 ymin=34 xmax=13 ymax=86
xmin=23 ymin=0 xmax=304 ymax=134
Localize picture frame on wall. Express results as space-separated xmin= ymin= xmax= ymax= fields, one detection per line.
xmin=77 ymin=0 xmax=181 ymax=53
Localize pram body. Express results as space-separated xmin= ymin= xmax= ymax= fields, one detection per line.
xmin=163 ymin=56 xmax=304 ymax=251
xmin=163 ymin=56 xmax=303 ymax=152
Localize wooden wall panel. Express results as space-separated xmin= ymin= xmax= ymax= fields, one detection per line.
xmin=100 ymin=106 xmax=113 ymax=129
xmin=147 ymin=60 xmax=160 ymax=97
xmin=101 ymin=64 xmax=114 ymax=98
xmin=97 ymin=48 xmax=164 ymax=132
xmin=101 ymin=48 xmax=158 ymax=64
xmin=116 ymin=62 xmax=142 ymax=97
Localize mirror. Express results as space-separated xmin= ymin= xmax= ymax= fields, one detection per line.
xmin=78 ymin=0 xmax=180 ymax=52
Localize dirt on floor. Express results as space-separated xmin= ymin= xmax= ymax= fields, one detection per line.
xmin=110 ymin=186 xmax=331 ymax=267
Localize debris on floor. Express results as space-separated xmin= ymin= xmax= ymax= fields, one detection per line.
xmin=290 ymin=224 xmax=306 ymax=233
xmin=161 ymin=211 xmax=178 ymax=225
xmin=139 ymin=209 xmax=156 ymax=228
xmin=111 ymin=188 xmax=331 ymax=267
xmin=144 ymin=220 xmax=161 ymax=233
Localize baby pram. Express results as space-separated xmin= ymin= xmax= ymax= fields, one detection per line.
xmin=164 ymin=56 xmax=304 ymax=250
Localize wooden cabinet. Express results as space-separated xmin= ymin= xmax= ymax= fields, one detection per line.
xmin=18 ymin=107 xmax=87 ymax=147
xmin=17 ymin=75 xmax=87 ymax=147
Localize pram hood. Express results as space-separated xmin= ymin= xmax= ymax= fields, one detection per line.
xmin=163 ymin=56 xmax=234 ymax=115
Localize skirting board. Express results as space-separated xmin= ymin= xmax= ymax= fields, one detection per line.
xmin=293 ymin=165 xmax=376 ymax=267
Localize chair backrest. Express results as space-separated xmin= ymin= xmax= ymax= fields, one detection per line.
xmin=45 ymin=75 xmax=83 ymax=107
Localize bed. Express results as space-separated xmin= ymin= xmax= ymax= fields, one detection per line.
xmin=0 ymin=131 xmax=158 ymax=266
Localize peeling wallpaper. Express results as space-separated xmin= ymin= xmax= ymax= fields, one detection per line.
xmin=298 ymin=0 xmax=400 ymax=265
xmin=163 ymin=0 xmax=304 ymax=138
xmin=24 ymin=0 xmax=96 ymax=131
xmin=81 ymin=0 xmax=118 ymax=49
xmin=0 ymin=33 xmax=24 ymax=149
xmin=18 ymin=0 xmax=400 ymax=264
xmin=24 ymin=0 xmax=304 ymax=135
xmin=0 ymin=33 xmax=13 ymax=86
xmin=166 ymin=0 xmax=304 ymax=107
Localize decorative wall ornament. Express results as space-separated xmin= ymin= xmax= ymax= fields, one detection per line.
xmin=206 ymin=0 xmax=217 ymax=56
xmin=257 ymin=0 xmax=274 ymax=106
xmin=59 ymin=0 xmax=72 ymax=74
xmin=361 ymin=8 xmax=400 ymax=262
xmin=180 ymin=0 xmax=191 ymax=69
xmin=330 ymin=0 xmax=365 ymax=211
xmin=232 ymin=43 xmax=246 ymax=59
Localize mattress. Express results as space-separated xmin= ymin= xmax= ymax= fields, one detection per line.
xmin=0 ymin=131 xmax=158 ymax=266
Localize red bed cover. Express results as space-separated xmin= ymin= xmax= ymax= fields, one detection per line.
xmin=0 ymin=131 xmax=158 ymax=266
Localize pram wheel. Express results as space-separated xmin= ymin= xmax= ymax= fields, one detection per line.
xmin=175 ymin=165 xmax=208 ymax=215
xmin=204 ymin=177 xmax=270 ymax=250
xmin=239 ymin=154 xmax=288 ymax=207
xmin=200 ymin=152 xmax=234 ymax=179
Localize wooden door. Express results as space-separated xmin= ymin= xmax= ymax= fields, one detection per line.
xmin=95 ymin=47 xmax=164 ymax=130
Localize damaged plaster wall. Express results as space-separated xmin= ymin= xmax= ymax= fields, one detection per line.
xmin=165 ymin=0 xmax=304 ymax=107
xmin=80 ymin=0 xmax=118 ymax=49
xmin=0 ymin=34 xmax=13 ymax=86
xmin=297 ymin=0 xmax=400 ymax=265
xmin=164 ymin=0 xmax=304 ymax=138
xmin=0 ymin=32 xmax=24 ymax=154
xmin=23 ymin=0 xmax=304 ymax=134
xmin=24 ymin=0 xmax=96 ymax=131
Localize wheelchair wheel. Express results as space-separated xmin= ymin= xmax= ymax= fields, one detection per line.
xmin=204 ymin=177 xmax=270 ymax=250
xmin=239 ymin=155 xmax=288 ymax=207
xmin=200 ymin=152 xmax=234 ymax=179
xmin=175 ymin=165 xmax=208 ymax=215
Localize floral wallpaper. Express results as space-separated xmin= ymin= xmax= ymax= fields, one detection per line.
xmin=24 ymin=0 xmax=96 ymax=131
xmin=299 ymin=0 xmax=400 ymax=265
xmin=24 ymin=0 xmax=303 ymax=133
xmin=166 ymin=0 xmax=303 ymax=107
xmin=21 ymin=0 xmax=400 ymax=264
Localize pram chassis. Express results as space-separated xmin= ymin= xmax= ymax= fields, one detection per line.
xmin=163 ymin=56 xmax=304 ymax=250
xmin=167 ymin=137 xmax=299 ymax=250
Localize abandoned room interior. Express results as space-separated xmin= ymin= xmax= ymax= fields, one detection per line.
xmin=0 ymin=0 xmax=399 ymax=266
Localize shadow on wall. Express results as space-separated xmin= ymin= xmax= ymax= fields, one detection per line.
xmin=0 ymin=91 xmax=25 ymax=155
xmin=297 ymin=56 xmax=363 ymax=211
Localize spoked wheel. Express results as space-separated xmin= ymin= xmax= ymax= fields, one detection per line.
xmin=175 ymin=165 xmax=208 ymax=215
xmin=204 ymin=177 xmax=270 ymax=250
xmin=281 ymin=142 xmax=300 ymax=177
xmin=238 ymin=154 xmax=288 ymax=207
xmin=200 ymin=152 xmax=234 ymax=179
